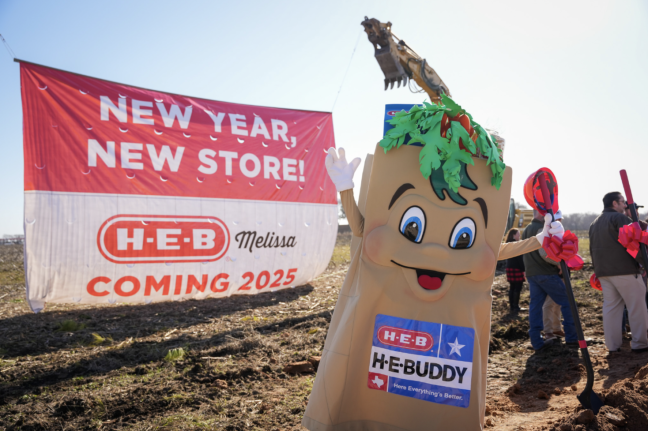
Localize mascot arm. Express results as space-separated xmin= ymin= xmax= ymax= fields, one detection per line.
xmin=498 ymin=237 xmax=541 ymax=261
xmin=499 ymin=214 xmax=565 ymax=260
xmin=340 ymin=189 xmax=365 ymax=237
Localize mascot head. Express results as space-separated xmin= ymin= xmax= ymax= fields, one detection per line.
xmin=362 ymin=96 xmax=513 ymax=302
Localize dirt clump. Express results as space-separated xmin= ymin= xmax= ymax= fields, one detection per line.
xmin=575 ymin=409 xmax=595 ymax=424
xmin=283 ymin=361 xmax=314 ymax=375
xmin=308 ymin=355 xmax=321 ymax=371
xmin=599 ymin=406 xmax=626 ymax=427
xmin=550 ymin=363 xmax=648 ymax=431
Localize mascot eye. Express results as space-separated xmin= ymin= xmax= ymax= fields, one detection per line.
xmin=399 ymin=206 xmax=426 ymax=243
xmin=449 ymin=218 xmax=476 ymax=249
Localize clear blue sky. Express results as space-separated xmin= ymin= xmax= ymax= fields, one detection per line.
xmin=1 ymin=0 xmax=647 ymax=236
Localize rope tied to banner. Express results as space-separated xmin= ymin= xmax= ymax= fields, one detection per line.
xmin=0 ymin=34 xmax=16 ymax=59
xmin=331 ymin=28 xmax=363 ymax=112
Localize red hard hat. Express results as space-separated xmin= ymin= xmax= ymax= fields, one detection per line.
xmin=523 ymin=168 xmax=559 ymax=215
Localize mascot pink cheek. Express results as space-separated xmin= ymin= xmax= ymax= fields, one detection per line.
xmin=363 ymin=226 xmax=388 ymax=265
xmin=464 ymin=246 xmax=497 ymax=282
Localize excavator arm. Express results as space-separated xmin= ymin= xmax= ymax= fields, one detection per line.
xmin=361 ymin=17 xmax=451 ymax=103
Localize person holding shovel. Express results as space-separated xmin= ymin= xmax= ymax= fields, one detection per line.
xmin=541 ymin=210 xmax=566 ymax=341
xmin=589 ymin=191 xmax=648 ymax=353
xmin=522 ymin=210 xmax=578 ymax=350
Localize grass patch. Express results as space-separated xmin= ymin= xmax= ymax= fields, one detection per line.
xmin=87 ymin=333 xmax=113 ymax=346
xmin=164 ymin=347 xmax=186 ymax=362
xmin=0 ymin=271 xmax=25 ymax=286
xmin=57 ymin=319 xmax=86 ymax=332
xmin=156 ymin=413 xmax=216 ymax=428
xmin=329 ymin=243 xmax=351 ymax=267
xmin=572 ymin=279 xmax=591 ymax=291
xmin=93 ymin=398 xmax=107 ymax=419
xmin=578 ymin=237 xmax=591 ymax=263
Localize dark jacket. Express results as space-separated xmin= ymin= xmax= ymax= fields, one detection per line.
xmin=506 ymin=253 xmax=525 ymax=271
xmin=589 ymin=208 xmax=644 ymax=277
xmin=522 ymin=219 xmax=559 ymax=277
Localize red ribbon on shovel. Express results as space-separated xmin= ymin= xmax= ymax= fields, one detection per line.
xmin=542 ymin=231 xmax=584 ymax=270
xmin=618 ymin=222 xmax=648 ymax=258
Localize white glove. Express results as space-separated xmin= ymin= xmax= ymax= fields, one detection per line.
xmin=536 ymin=213 xmax=565 ymax=244
xmin=325 ymin=147 xmax=361 ymax=193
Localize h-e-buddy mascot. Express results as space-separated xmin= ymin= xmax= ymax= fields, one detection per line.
xmin=302 ymin=97 xmax=564 ymax=431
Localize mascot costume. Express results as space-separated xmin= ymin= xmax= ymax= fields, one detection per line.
xmin=302 ymin=96 xmax=564 ymax=431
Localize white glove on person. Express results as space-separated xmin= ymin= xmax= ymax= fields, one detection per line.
xmin=536 ymin=213 xmax=565 ymax=245
xmin=325 ymin=147 xmax=361 ymax=193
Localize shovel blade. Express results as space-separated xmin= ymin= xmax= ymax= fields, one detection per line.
xmin=577 ymin=389 xmax=604 ymax=414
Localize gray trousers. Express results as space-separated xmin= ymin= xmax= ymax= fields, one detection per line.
xmin=599 ymin=274 xmax=648 ymax=350
xmin=543 ymin=296 xmax=562 ymax=334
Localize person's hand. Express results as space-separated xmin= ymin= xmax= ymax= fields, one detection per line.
xmin=536 ymin=213 xmax=565 ymax=245
xmin=325 ymin=148 xmax=361 ymax=193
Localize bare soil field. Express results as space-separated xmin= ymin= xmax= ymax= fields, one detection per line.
xmin=1 ymin=231 xmax=647 ymax=431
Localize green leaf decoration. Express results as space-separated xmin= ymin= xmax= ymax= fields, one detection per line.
xmin=449 ymin=121 xmax=476 ymax=154
xmin=471 ymin=122 xmax=505 ymax=189
xmin=419 ymin=111 xmax=444 ymax=133
xmin=413 ymin=122 xmax=446 ymax=178
xmin=440 ymin=94 xmax=465 ymax=117
xmin=380 ymin=116 xmax=419 ymax=152
xmin=381 ymin=95 xmax=506 ymax=195
xmin=390 ymin=110 xmax=410 ymax=123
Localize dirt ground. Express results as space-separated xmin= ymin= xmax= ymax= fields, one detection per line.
xmin=1 ymin=231 xmax=647 ymax=430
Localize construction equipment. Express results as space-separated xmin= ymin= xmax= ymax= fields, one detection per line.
xmin=509 ymin=201 xmax=534 ymax=232
xmin=364 ymin=17 xmax=533 ymax=236
xmin=361 ymin=17 xmax=451 ymax=103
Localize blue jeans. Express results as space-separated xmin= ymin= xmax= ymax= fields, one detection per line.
xmin=528 ymin=274 xmax=578 ymax=349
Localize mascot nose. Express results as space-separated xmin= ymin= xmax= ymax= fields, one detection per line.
xmin=418 ymin=243 xmax=449 ymax=260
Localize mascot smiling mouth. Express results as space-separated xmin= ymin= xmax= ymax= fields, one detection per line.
xmin=391 ymin=260 xmax=470 ymax=290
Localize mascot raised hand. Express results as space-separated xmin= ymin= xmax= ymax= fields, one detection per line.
xmin=303 ymin=96 xmax=563 ymax=431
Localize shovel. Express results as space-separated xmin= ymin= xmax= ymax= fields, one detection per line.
xmin=538 ymin=172 xmax=604 ymax=414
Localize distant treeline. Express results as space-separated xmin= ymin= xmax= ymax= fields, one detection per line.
xmin=562 ymin=212 xmax=648 ymax=231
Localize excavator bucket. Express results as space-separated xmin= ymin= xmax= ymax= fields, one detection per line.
xmin=361 ymin=17 xmax=409 ymax=91
xmin=377 ymin=49 xmax=407 ymax=90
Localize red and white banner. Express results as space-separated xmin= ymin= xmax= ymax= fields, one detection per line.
xmin=20 ymin=62 xmax=337 ymax=312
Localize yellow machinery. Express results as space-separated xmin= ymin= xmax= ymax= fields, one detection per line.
xmin=361 ymin=17 xmax=534 ymax=234
xmin=513 ymin=208 xmax=535 ymax=231
xmin=506 ymin=199 xmax=534 ymax=234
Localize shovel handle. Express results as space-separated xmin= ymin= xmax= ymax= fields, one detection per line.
xmin=538 ymin=172 xmax=554 ymax=219
xmin=538 ymin=171 xmax=596 ymax=398
xmin=619 ymin=169 xmax=648 ymax=287
xmin=620 ymin=169 xmax=634 ymax=205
